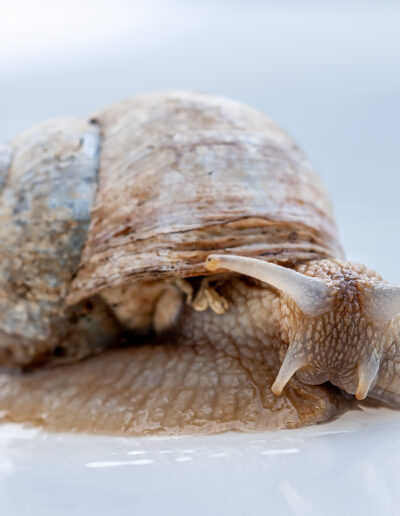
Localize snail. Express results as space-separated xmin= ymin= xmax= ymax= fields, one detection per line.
xmin=0 ymin=91 xmax=398 ymax=436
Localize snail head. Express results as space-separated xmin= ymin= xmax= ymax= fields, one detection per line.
xmin=205 ymin=254 xmax=400 ymax=404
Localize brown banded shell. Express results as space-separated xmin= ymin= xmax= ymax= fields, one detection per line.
xmin=68 ymin=91 xmax=343 ymax=304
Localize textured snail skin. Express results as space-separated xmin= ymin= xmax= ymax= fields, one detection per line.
xmin=0 ymin=91 xmax=398 ymax=435
xmin=0 ymin=276 xmax=350 ymax=434
xmin=278 ymin=260 xmax=400 ymax=405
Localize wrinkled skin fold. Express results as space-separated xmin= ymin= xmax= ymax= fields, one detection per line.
xmin=0 ymin=279 xmax=352 ymax=435
xmin=0 ymin=345 xmax=350 ymax=435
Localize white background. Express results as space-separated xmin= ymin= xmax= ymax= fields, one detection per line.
xmin=1 ymin=1 xmax=400 ymax=514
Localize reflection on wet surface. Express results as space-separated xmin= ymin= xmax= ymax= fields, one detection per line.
xmin=1 ymin=407 xmax=400 ymax=515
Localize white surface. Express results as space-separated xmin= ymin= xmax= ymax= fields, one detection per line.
xmin=1 ymin=1 xmax=400 ymax=515
xmin=2 ymin=408 xmax=400 ymax=516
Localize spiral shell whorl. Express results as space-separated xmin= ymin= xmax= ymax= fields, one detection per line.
xmin=0 ymin=118 xmax=121 ymax=366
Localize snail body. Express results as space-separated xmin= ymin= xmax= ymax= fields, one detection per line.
xmin=0 ymin=91 xmax=399 ymax=435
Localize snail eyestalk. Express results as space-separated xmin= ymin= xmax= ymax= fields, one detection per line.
xmin=205 ymin=254 xmax=333 ymax=316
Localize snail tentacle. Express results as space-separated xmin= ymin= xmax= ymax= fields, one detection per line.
xmin=206 ymin=254 xmax=333 ymax=316
xmin=365 ymin=286 xmax=400 ymax=326
xmin=271 ymin=338 xmax=309 ymax=396
xmin=356 ymin=353 xmax=382 ymax=400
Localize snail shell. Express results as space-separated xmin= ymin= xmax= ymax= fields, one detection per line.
xmin=0 ymin=91 xmax=341 ymax=367
xmin=0 ymin=119 xmax=120 ymax=366
xmin=68 ymin=91 xmax=342 ymax=302
xmin=0 ymin=91 xmax=398 ymax=435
